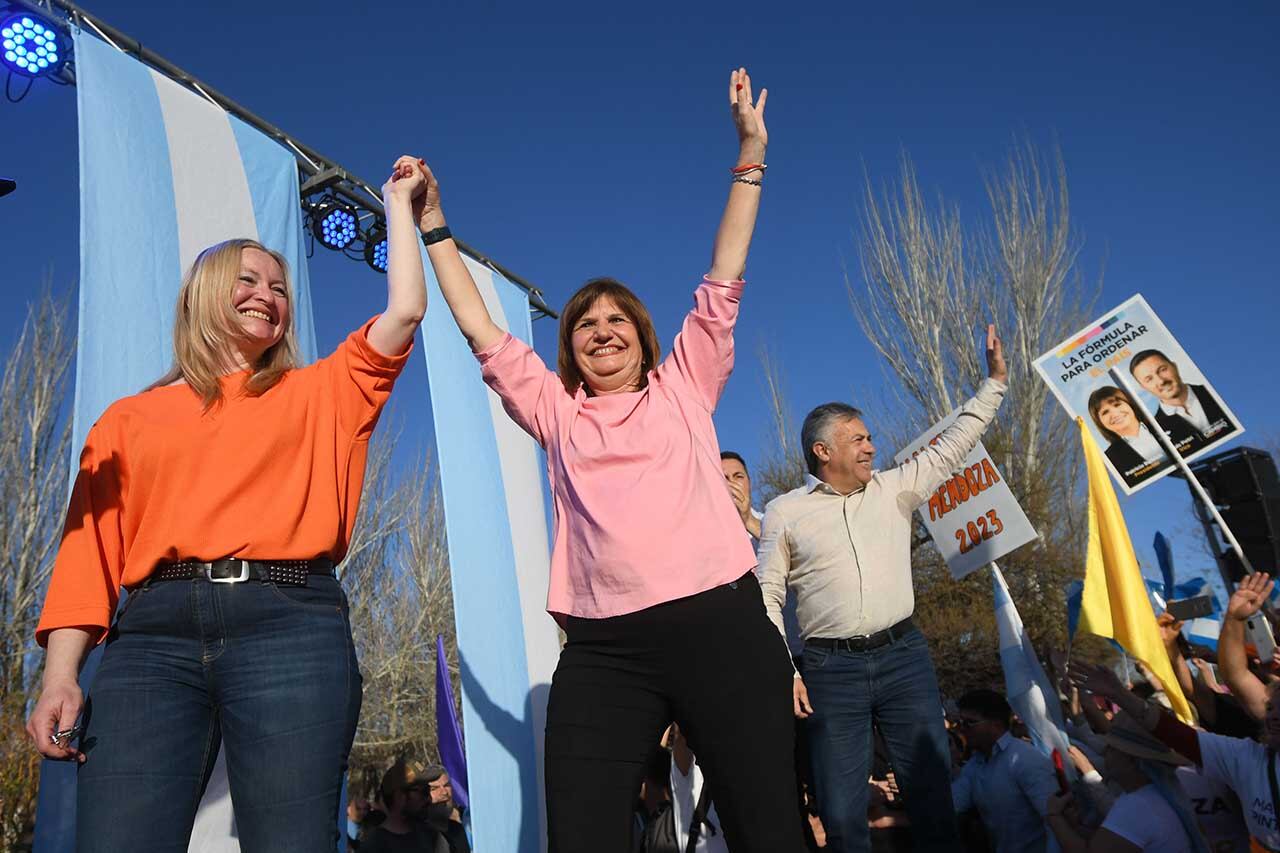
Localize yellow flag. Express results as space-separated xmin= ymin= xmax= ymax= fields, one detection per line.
xmin=1077 ymin=418 xmax=1194 ymax=723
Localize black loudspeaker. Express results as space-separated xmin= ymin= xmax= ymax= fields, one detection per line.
xmin=1189 ymin=447 xmax=1280 ymax=578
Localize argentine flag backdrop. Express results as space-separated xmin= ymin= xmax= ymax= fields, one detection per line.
xmin=421 ymin=255 xmax=559 ymax=853
xmin=35 ymin=29 xmax=318 ymax=853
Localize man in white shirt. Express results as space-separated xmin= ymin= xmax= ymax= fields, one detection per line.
xmin=757 ymin=326 xmax=1008 ymax=852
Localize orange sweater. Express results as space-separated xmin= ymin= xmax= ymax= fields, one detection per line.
xmin=35 ymin=317 xmax=411 ymax=646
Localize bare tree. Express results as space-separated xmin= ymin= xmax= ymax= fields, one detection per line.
xmin=340 ymin=423 xmax=461 ymax=797
xmin=0 ymin=287 xmax=74 ymax=851
xmin=849 ymin=140 xmax=1101 ymax=664
xmin=754 ymin=346 xmax=807 ymax=504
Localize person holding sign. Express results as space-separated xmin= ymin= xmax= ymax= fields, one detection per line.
xmin=1086 ymin=385 xmax=1165 ymax=488
xmin=419 ymin=70 xmax=807 ymax=852
xmin=756 ymin=325 xmax=1007 ymax=853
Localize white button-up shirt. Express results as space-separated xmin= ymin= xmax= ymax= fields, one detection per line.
xmin=1160 ymin=388 xmax=1211 ymax=435
xmin=757 ymin=379 xmax=1006 ymax=644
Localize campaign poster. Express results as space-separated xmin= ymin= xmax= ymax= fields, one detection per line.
xmin=1034 ymin=295 xmax=1244 ymax=495
xmin=895 ymin=411 xmax=1039 ymax=579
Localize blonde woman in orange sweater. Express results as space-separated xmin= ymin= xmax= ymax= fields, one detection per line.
xmin=25 ymin=155 xmax=430 ymax=853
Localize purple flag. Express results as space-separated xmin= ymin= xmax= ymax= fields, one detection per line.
xmin=436 ymin=634 xmax=470 ymax=810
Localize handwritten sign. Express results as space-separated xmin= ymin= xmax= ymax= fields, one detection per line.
xmin=895 ymin=411 xmax=1039 ymax=579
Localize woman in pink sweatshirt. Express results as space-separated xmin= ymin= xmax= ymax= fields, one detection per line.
xmin=416 ymin=69 xmax=803 ymax=852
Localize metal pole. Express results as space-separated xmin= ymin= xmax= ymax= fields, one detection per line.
xmin=12 ymin=0 xmax=558 ymax=319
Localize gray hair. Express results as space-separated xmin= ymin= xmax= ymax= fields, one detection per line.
xmin=801 ymin=402 xmax=863 ymax=476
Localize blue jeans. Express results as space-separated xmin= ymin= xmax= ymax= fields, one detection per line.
xmin=76 ymin=576 xmax=362 ymax=853
xmin=802 ymin=627 xmax=957 ymax=853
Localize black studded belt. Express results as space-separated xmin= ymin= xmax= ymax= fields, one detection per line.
xmin=149 ymin=558 xmax=335 ymax=587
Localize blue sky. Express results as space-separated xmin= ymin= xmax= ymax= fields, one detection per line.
xmin=2 ymin=0 xmax=1277 ymax=597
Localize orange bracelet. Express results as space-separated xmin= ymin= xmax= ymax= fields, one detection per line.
xmin=731 ymin=162 xmax=767 ymax=175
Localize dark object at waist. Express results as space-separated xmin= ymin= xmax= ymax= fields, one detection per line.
xmin=150 ymin=557 xmax=335 ymax=587
xmin=807 ymin=617 xmax=916 ymax=653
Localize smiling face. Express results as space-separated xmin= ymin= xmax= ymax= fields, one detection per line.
xmin=814 ymin=416 xmax=877 ymax=492
xmin=231 ymin=247 xmax=290 ymax=367
xmin=1131 ymin=354 xmax=1187 ymax=405
xmin=570 ymin=295 xmax=644 ymax=395
xmin=1096 ymin=394 xmax=1140 ymax=437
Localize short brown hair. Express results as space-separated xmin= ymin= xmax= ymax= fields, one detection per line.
xmin=556 ymin=278 xmax=661 ymax=395
xmin=1087 ymin=385 xmax=1139 ymax=443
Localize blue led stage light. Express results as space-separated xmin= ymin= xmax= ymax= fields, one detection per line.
xmin=1 ymin=12 xmax=64 ymax=77
xmin=310 ymin=198 xmax=360 ymax=250
xmin=364 ymin=224 xmax=388 ymax=273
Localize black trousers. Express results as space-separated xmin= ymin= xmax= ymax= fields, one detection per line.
xmin=545 ymin=571 xmax=807 ymax=853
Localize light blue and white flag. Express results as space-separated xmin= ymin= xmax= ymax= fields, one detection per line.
xmin=422 ymin=255 xmax=558 ymax=853
xmin=992 ymin=563 xmax=1075 ymax=779
xmin=35 ymin=29 xmax=317 ymax=853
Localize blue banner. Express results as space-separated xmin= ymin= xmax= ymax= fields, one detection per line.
xmin=421 ymin=255 xmax=559 ymax=853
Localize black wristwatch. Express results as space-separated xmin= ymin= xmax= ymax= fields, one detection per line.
xmin=422 ymin=226 xmax=452 ymax=245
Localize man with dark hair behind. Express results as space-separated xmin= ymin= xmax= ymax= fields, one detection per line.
xmin=720 ymin=451 xmax=763 ymax=541
xmin=1128 ymin=349 xmax=1236 ymax=453
xmin=362 ymin=759 xmax=448 ymax=853
xmin=950 ymin=689 xmax=1059 ymax=853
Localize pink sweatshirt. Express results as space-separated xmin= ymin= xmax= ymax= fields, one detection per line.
xmin=476 ymin=277 xmax=758 ymax=620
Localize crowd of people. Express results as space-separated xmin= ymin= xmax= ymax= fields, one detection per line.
xmin=20 ymin=62 xmax=1275 ymax=853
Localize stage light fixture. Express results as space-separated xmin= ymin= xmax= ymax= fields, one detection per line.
xmin=1 ymin=12 xmax=64 ymax=77
xmin=364 ymin=224 xmax=388 ymax=273
xmin=310 ymin=198 xmax=360 ymax=250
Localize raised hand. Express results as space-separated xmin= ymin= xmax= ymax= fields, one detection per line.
xmin=1157 ymin=612 xmax=1185 ymax=650
xmin=382 ymin=155 xmax=426 ymax=204
xmin=1227 ymin=572 xmax=1273 ymax=622
xmin=1067 ymin=660 xmax=1128 ymax=702
xmin=729 ymin=68 xmax=767 ymax=160
xmin=986 ymin=324 xmax=1008 ymax=383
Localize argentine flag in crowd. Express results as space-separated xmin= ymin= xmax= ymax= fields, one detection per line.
xmin=36 ymin=29 xmax=317 ymax=853
xmin=992 ymin=564 xmax=1075 ymax=779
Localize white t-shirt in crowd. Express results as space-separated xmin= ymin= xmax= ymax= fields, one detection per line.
xmin=1198 ymin=731 xmax=1280 ymax=850
xmin=1101 ymin=785 xmax=1193 ymax=851
xmin=1176 ymin=765 xmax=1250 ymax=852
xmin=670 ymin=757 xmax=729 ymax=853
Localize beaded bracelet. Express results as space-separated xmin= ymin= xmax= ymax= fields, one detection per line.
xmin=732 ymin=176 xmax=763 ymax=186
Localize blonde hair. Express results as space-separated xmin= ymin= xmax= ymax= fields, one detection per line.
xmin=151 ymin=238 xmax=300 ymax=408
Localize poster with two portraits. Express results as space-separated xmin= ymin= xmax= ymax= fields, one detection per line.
xmin=1034 ymin=295 xmax=1243 ymax=495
